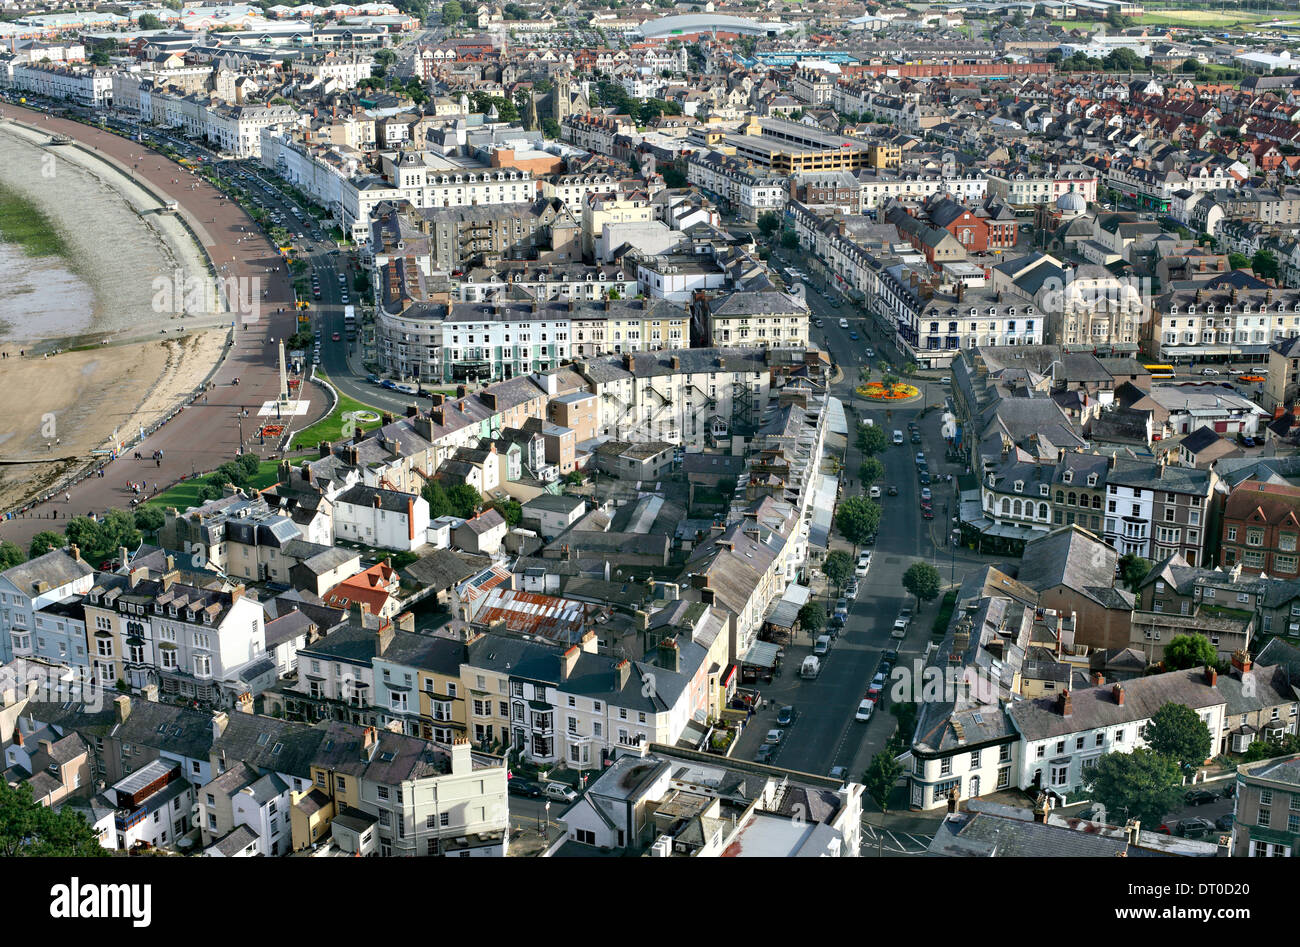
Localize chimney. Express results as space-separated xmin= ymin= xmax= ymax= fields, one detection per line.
xmin=211 ymin=710 xmax=229 ymax=741
xmin=615 ymin=658 xmax=630 ymax=689
xmin=1112 ymin=683 xmax=1125 ymax=706
xmin=141 ymin=684 xmax=159 ymax=703
xmin=450 ymin=736 xmax=472 ymax=775
xmin=1204 ymin=665 xmax=1218 ymax=687
xmin=1090 ymin=671 xmax=1105 ymax=687
xmin=361 ymin=725 xmax=379 ymax=761
xmin=69 ymin=544 xmax=81 ymax=562
xmin=433 ymin=408 xmax=445 ymax=426
xmin=235 ymin=692 xmax=254 ymax=714
xmin=623 ymin=353 xmax=634 ymax=372
xmin=1125 ymin=819 xmax=1141 ymax=847
xmin=430 ymin=392 xmax=445 ymax=406
xmin=635 ymin=609 xmax=650 ymax=632
xmin=561 ymin=643 xmax=580 ymax=680
xmin=1058 ymin=688 xmax=1072 ymax=717
xmin=348 ymin=446 xmax=360 ymax=466
xmin=1231 ymin=649 xmax=1252 ymax=675
xmin=457 ymin=384 xmax=467 ymax=399
xmin=382 ymin=412 xmax=394 ymax=425
xmin=376 ymin=617 xmax=395 ymax=656
xmin=657 ymin=637 xmax=680 ymax=673
xmin=374 ymin=493 xmax=383 ymax=508
xmin=114 ymin=694 xmax=131 ymax=724
xmin=406 ymin=404 xmax=418 ymax=418
xmin=319 ymin=440 xmax=333 ymax=459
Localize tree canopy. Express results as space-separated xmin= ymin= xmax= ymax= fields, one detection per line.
xmin=902 ymin=561 xmax=941 ymax=608
xmin=822 ymin=550 xmax=854 ymax=589
xmin=1083 ymin=747 xmax=1185 ymax=829
xmin=856 ymin=424 xmax=888 ymax=456
xmin=440 ymin=0 xmax=463 ymax=23
xmin=1145 ymin=702 xmax=1213 ymax=769
xmin=0 ymin=541 xmax=24 ymax=571
xmin=1117 ymin=553 xmax=1151 ymax=592
xmin=0 ymin=781 xmax=107 ymax=857
xmin=859 ymin=458 xmax=884 ymax=486
xmin=798 ymin=602 xmax=825 ymax=635
xmin=835 ymin=496 xmax=881 ymax=546
xmin=1163 ymin=633 xmax=1217 ymax=671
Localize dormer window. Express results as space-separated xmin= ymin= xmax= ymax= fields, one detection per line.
xmin=988 ymin=307 xmax=997 ymax=317
xmin=203 ymin=611 xmax=212 ymax=625
xmin=1206 ymin=305 xmax=1215 ymax=314
xmin=1224 ymin=305 xmax=1232 ymax=315
xmin=1187 ymin=305 xmax=1195 ymax=314
xmin=970 ymin=308 xmax=977 ymax=317
xmin=1170 ymin=305 xmax=1178 ymax=315
xmin=1063 ymin=470 xmax=1073 ymax=483
xmin=1039 ymin=484 xmax=1049 ymax=496
xmin=1087 ymin=473 xmax=1098 ymax=486
xmin=1014 ymin=480 xmax=1024 ymax=493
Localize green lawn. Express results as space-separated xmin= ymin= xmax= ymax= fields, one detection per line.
xmin=146 ymin=457 xmax=299 ymax=512
xmin=290 ymin=379 xmax=386 ymax=450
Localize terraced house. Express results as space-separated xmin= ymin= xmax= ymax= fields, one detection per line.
xmin=1220 ymin=481 xmax=1300 ymax=578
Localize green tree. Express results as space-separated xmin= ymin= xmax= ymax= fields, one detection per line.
xmin=757 ymin=210 xmax=781 ymax=239
xmin=237 ymin=452 xmax=261 ymax=480
xmin=422 ymin=480 xmax=451 ymax=518
xmin=780 ymin=230 xmax=799 ymax=250
xmin=1252 ymin=249 xmax=1280 ymax=281
xmin=541 ymin=117 xmax=561 ymax=139
xmin=798 ymin=602 xmax=825 ymax=636
xmin=1084 ymin=748 xmax=1185 ymax=829
xmin=1163 ymin=633 xmax=1217 ymax=671
xmin=89 ymin=48 xmax=110 ymax=66
xmin=902 ymin=561 xmax=941 ymax=609
xmin=441 ymin=0 xmax=464 ymax=23
xmin=0 ymin=541 xmax=24 ymax=570
xmin=1145 ymin=702 xmax=1213 ymax=769
xmin=1182 ymin=57 xmax=1200 ymax=73
xmin=1228 ymin=252 xmax=1249 ymax=270
xmin=856 ymin=424 xmax=888 ymax=456
xmin=133 ymin=506 xmax=165 ymax=536
xmin=1240 ymin=732 xmax=1300 ymax=762
xmin=859 ymin=457 xmax=884 ymax=485
xmin=1117 ymin=553 xmax=1151 ymax=592
xmin=835 ymin=496 xmax=882 ymax=546
xmin=446 ymin=483 xmax=482 ymax=518
xmin=1011 ymin=8 xmax=1026 ymax=27
xmin=491 ymin=497 xmax=522 ymax=527
xmin=0 ymin=781 xmax=106 ymax=857
xmin=822 ymin=549 xmax=854 ymax=590
xmin=138 ymin=12 xmax=165 ymax=29
xmin=862 ymin=749 xmax=903 ymax=812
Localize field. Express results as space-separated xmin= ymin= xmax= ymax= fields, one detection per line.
xmin=145 ymin=456 xmax=299 ymax=511
xmin=1053 ymin=11 xmax=1276 ymax=28
xmin=289 ymin=378 xmax=385 ymax=450
xmin=0 ymin=182 xmax=71 ymax=258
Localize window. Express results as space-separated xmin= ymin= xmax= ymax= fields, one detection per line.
xmin=999 ymin=744 xmax=1011 ymax=763
xmin=996 ymin=766 xmax=1010 ymax=789
xmin=940 ymin=757 xmax=952 ymax=776
xmin=440 ymin=812 xmax=450 ymax=827
xmin=377 ymin=785 xmax=389 ymax=800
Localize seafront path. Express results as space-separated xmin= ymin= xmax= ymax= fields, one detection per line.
xmin=0 ymin=104 xmax=328 ymax=548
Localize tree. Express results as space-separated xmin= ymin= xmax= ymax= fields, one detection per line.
xmin=1163 ymin=633 xmax=1217 ymax=671
xmin=862 ymin=749 xmax=903 ymax=812
xmin=822 ymin=550 xmax=854 ymax=590
xmin=1084 ymin=748 xmax=1185 ymax=829
xmin=1182 ymin=57 xmax=1201 ymax=74
xmin=89 ymin=48 xmax=111 ymax=66
xmin=138 ymin=12 xmax=165 ymax=30
xmin=1228 ymin=252 xmax=1249 ymax=270
xmin=541 ymin=117 xmax=561 ymax=139
xmin=798 ymin=602 xmax=825 ymax=636
xmin=440 ymin=0 xmax=463 ymax=23
xmin=133 ymin=506 xmax=165 ymax=536
xmin=1145 ymin=702 xmax=1213 ymax=769
xmin=780 ymin=230 xmax=799 ymax=250
xmin=1011 ymin=9 xmax=1026 ymax=28
xmin=856 ymin=424 xmax=888 ymax=456
xmin=902 ymin=561 xmax=941 ymax=609
xmin=757 ymin=210 xmax=781 ymax=239
xmin=422 ymin=481 xmax=451 ymax=518
xmin=1117 ymin=553 xmax=1151 ymax=592
xmin=446 ymin=483 xmax=482 ymax=519
xmin=1251 ymin=249 xmax=1280 ymax=281
xmin=859 ymin=457 xmax=884 ymax=485
xmin=237 ymin=452 xmax=261 ymax=480
xmin=0 ymin=541 xmax=24 ymax=570
xmin=1240 ymin=732 xmax=1300 ymax=762
xmin=836 ymin=496 xmax=881 ymax=547
xmin=491 ymin=497 xmax=522 ymax=527
xmin=0 ymin=781 xmax=106 ymax=857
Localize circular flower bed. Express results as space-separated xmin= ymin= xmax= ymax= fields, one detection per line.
xmin=1239 ymin=375 xmax=1265 ymax=383
xmin=857 ymin=382 xmax=921 ymax=401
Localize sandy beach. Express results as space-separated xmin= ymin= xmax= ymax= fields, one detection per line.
xmin=0 ymin=120 xmax=228 ymax=511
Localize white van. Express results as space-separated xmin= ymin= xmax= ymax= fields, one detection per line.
xmin=813 ymin=635 xmax=832 ymax=656
xmin=893 ymin=430 xmax=904 ymax=445
xmin=838 ymin=318 xmax=849 ymax=329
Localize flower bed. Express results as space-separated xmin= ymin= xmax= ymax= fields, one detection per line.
xmin=856 ymin=381 xmax=920 ymax=401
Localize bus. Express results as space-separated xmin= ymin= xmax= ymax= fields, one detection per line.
xmin=1143 ymin=363 xmax=1175 ymax=380
xmin=343 ymin=305 xmax=356 ymax=340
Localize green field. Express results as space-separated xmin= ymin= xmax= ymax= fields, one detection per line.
xmin=0 ymin=183 xmax=71 ymax=258
xmin=290 ymin=379 xmax=386 ymax=450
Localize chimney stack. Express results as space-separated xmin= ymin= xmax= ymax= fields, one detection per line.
xmin=361 ymin=725 xmax=379 ymax=761
xmin=1033 ymin=791 xmax=1050 ymax=824
xmin=1231 ymin=649 xmax=1252 ymax=675
xmin=615 ymin=658 xmax=630 ymax=690
xmin=114 ymin=694 xmax=131 ymax=725
xmin=1059 ymin=688 xmax=1072 ymax=717
xmin=1112 ymin=683 xmax=1125 ymax=706
xmin=561 ymin=644 xmax=580 ymax=680
xmin=1204 ymin=664 xmax=1218 ymax=687
xmin=1090 ymin=670 xmax=1105 ymax=687
xmin=657 ymin=636 xmax=680 ymax=673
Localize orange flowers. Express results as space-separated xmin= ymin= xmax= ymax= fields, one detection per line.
xmin=857 ymin=382 xmax=920 ymax=401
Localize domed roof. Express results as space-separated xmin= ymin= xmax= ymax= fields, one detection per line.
xmin=1056 ymin=190 xmax=1087 ymax=215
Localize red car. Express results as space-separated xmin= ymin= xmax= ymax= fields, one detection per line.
xmin=332 ymin=332 xmax=341 ymax=341
xmin=922 ymin=507 xmax=934 ymax=519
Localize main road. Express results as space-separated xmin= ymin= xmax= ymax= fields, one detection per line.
xmin=0 ymin=102 xmax=328 ymax=547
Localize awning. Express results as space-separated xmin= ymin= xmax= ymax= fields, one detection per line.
xmin=742 ymin=640 xmax=782 ymax=670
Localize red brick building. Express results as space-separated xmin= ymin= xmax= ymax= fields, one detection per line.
xmin=1220 ymin=481 xmax=1300 ymax=578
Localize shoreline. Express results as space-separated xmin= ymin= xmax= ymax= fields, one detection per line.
xmin=0 ymin=117 xmax=232 ymax=513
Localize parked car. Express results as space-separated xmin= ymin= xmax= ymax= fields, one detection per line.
xmin=911 ymin=432 xmax=922 ymax=444
xmin=1240 ymin=436 xmax=1256 ymax=448
xmin=855 ymin=698 xmax=875 ymax=722
xmin=1201 ymin=368 xmax=1219 ymax=375
xmin=893 ymin=430 xmax=905 ymax=445
xmin=869 ymin=484 xmax=881 ymax=498
xmin=777 ymin=705 xmax=795 ymax=727
xmin=922 ymin=507 xmax=934 ymax=519
xmin=887 ymin=485 xmax=898 ymax=496
xmin=1175 ymin=817 xmax=1216 ymax=839
xmin=857 ymin=552 xmax=872 ymax=574
xmin=544 ymin=783 xmax=578 ymax=803
xmin=755 ymin=744 xmax=775 ymax=764
xmin=829 ymin=765 xmax=848 ymax=780
xmin=921 ymin=487 xmax=932 ymax=503
xmin=1185 ymin=789 xmax=1217 ymax=806
xmin=940 ymin=376 xmax=951 ymax=384
xmin=838 ymin=318 xmax=849 ymax=328
xmin=867 ymin=672 xmax=886 ymax=697
xmin=849 ymin=331 xmax=859 ymax=341
xmin=915 ymin=452 xmax=926 ymax=465
xmin=764 ymin=729 xmax=784 ymax=745
xmin=508 ymin=779 xmax=543 ymax=798
xmin=919 ymin=472 xmax=931 ymax=486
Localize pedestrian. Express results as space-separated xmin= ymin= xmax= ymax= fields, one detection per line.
xmin=65 ymin=493 xmax=70 ymax=503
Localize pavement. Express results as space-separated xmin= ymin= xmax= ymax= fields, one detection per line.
xmin=0 ymin=103 xmax=328 ymax=545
